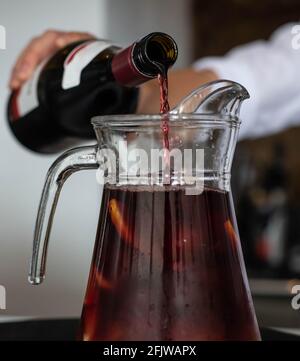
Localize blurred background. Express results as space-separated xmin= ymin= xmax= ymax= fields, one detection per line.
xmin=0 ymin=0 xmax=300 ymax=331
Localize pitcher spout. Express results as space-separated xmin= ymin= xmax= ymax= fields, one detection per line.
xmin=171 ymin=79 xmax=249 ymax=119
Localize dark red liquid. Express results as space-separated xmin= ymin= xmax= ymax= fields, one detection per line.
xmin=158 ymin=73 xmax=170 ymax=149
xmin=158 ymin=71 xmax=170 ymax=168
xmin=79 ymin=186 xmax=260 ymax=341
xmin=158 ymin=72 xmax=170 ymax=115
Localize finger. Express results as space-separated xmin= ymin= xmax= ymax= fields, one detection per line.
xmin=9 ymin=48 xmax=40 ymax=89
xmin=9 ymin=30 xmax=63 ymax=89
xmin=9 ymin=31 xmax=95 ymax=89
xmin=15 ymin=30 xmax=62 ymax=69
xmin=55 ymin=32 xmax=95 ymax=47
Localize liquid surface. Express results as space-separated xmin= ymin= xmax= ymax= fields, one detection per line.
xmin=79 ymin=186 xmax=260 ymax=341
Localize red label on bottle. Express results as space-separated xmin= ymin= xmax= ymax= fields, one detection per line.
xmin=62 ymin=40 xmax=111 ymax=90
xmin=65 ymin=43 xmax=89 ymax=65
xmin=111 ymin=44 xmax=152 ymax=87
xmin=10 ymin=88 xmax=20 ymax=121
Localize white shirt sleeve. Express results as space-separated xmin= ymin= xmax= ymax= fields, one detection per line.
xmin=193 ymin=22 xmax=300 ymax=140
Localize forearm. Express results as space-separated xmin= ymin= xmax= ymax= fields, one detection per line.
xmin=194 ymin=22 xmax=300 ymax=140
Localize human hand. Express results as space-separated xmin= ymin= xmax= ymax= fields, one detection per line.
xmin=9 ymin=30 xmax=94 ymax=89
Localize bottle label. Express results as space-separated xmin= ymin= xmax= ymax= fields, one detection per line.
xmin=62 ymin=40 xmax=110 ymax=90
xmin=11 ymin=40 xmax=111 ymax=119
xmin=12 ymin=59 xmax=46 ymax=118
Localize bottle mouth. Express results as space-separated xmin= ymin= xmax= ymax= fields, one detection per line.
xmin=133 ymin=32 xmax=178 ymax=76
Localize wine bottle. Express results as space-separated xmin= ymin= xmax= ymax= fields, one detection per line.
xmin=7 ymin=32 xmax=178 ymax=153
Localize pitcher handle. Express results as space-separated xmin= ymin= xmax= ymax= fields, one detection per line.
xmin=29 ymin=145 xmax=98 ymax=285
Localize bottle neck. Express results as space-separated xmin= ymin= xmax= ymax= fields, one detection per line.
xmin=111 ymin=32 xmax=178 ymax=87
xmin=111 ymin=44 xmax=151 ymax=87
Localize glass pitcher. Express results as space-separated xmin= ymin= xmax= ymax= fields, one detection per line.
xmin=29 ymin=80 xmax=261 ymax=341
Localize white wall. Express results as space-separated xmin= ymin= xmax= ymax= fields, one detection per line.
xmin=105 ymin=0 xmax=193 ymax=67
xmin=0 ymin=0 xmax=192 ymax=318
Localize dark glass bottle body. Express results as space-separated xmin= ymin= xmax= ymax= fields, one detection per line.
xmin=7 ymin=33 xmax=177 ymax=153
xmin=8 ymin=42 xmax=137 ymax=153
